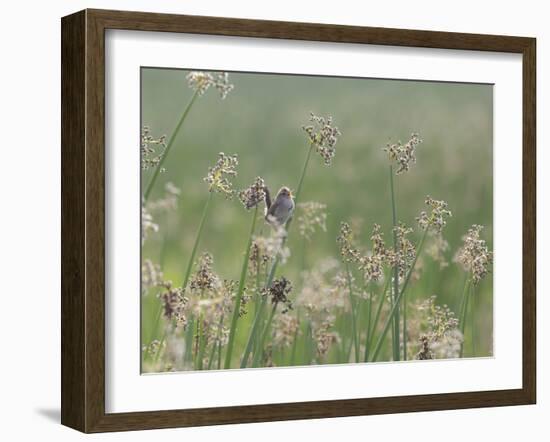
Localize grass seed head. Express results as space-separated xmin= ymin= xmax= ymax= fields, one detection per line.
xmin=203 ymin=152 xmax=239 ymax=197
xmin=238 ymin=176 xmax=266 ymax=209
xmin=455 ymin=224 xmax=493 ymax=286
xmin=186 ymin=71 xmax=234 ymax=99
xmin=141 ymin=126 xmax=166 ymax=171
xmin=302 ymin=113 xmax=341 ymax=166
xmin=416 ymin=196 xmax=452 ymax=233
xmin=263 ymin=276 xmax=293 ymax=313
xmin=296 ymin=201 xmax=327 ymax=240
xmin=384 ymin=132 xmax=422 ymax=174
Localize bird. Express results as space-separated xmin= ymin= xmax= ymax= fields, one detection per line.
xmin=264 ymin=185 xmax=295 ymax=227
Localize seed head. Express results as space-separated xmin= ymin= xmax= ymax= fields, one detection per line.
xmin=141 ymin=259 xmax=164 ymax=294
xmin=426 ymin=233 xmax=450 ymax=269
xmin=416 ymin=196 xmax=452 ymax=233
xmin=357 ymin=224 xmax=389 ymax=283
xmin=455 ymin=224 xmax=493 ymax=286
xmin=263 ymin=277 xmax=293 ymax=313
xmin=386 ymin=223 xmax=416 ymax=280
xmin=315 ymin=318 xmax=339 ymax=360
xmin=186 ymin=71 xmax=234 ymax=99
xmin=161 ymin=284 xmax=189 ymax=329
xmin=337 ymin=222 xmax=360 ymax=262
xmin=238 ymin=176 xmax=266 ymax=209
xmin=142 ymin=339 xmax=163 ymax=358
xmin=272 ymin=314 xmax=300 ymax=348
xmin=147 ymin=182 xmax=181 ymax=212
xmin=411 ymin=295 xmax=462 ymax=360
xmin=189 ymin=252 xmax=219 ymax=292
xmin=249 ymin=224 xmax=290 ymax=269
xmin=296 ymin=201 xmax=327 ymax=240
xmin=302 ymin=113 xmax=341 ymax=166
xmin=141 ymin=126 xmax=166 ymax=171
xmin=384 ymin=133 xmax=422 ymax=174
xmin=141 ymin=205 xmax=158 ymax=244
xmin=203 ymin=152 xmax=239 ymax=197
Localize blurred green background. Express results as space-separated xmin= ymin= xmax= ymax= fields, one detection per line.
xmin=141 ymin=68 xmax=493 ymax=357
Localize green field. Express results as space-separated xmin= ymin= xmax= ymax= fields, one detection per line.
xmin=141 ymin=68 xmax=493 ymax=372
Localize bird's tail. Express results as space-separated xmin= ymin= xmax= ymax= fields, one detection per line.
xmin=264 ymin=185 xmax=272 ymax=210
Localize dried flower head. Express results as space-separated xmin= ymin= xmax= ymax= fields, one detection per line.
xmin=263 ymin=277 xmax=293 ymax=313
xmin=186 ymin=71 xmax=234 ymax=99
xmin=212 ymin=72 xmax=235 ymax=99
xmin=416 ymin=196 xmax=452 ymax=233
xmin=384 ymin=133 xmax=422 ymax=174
xmin=161 ymin=284 xmax=189 ymax=329
xmin=357 ymin=224 xmax=390 ymax=283
xmin=455 ymin=224 xmax=493 ymax=286
xmin=272 ymin=314 xmax=300 ymax=348
xmin=203 ymin=152 xmax=239 ymax=197
xmin=302 ymin=113 xmax=341 ymax=166
xmin=296 ymin=201 xmax=327 ymax=240
xmin=141 ymin=259 xmax=164 ymax=294
xmin=337 ymin=222 xmax=360 ymax=262
xmin=189 ymin=253 xmax=219 ymax=292
xmin=411 ymin=295 xmax=462 ymax=360
xmin=426 ymin=233 xmax=450 ymax=269
xmin=141 ymin=126 xmax=167 ymax=171
xmin=141 ymin=205 xmax=158 ymax=244
xmin=142 ymin=339 xmax=163 ymax=358
xmin=297 ymin=258 xmax=346 ymax=319
xmin=315 ymin=318 xmax=339 ymax=360
xmin=238 ymin=176 xmax=266 ymax=209
xmin=249 ymin=224 xmax=290 ymax=268
xmin=387 ymin=223 xmax=416 ymax=280
xmin=147 ymin=182 xmax=181 ymax=212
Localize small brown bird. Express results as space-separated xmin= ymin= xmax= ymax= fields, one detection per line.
xmin=264 ymin=186 xmax=295 ymax=227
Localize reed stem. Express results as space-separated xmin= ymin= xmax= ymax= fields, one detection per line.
xmin=224 ymin=205 xmax=259 ymax=369
xmin=371 ymin=229 xmax=427 ymax=362
xmin=389 ymin=165 xmax=400 ymax=361
xmin=143 ymin=91 xmax=199 ymax=202
xmin=345 ymin=262 xmax=360 ymax=362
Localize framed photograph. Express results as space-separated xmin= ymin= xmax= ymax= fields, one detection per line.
xmin=61 ymin=9 xmax=536 ymax=433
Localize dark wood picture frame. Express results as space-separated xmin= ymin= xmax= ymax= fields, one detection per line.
xmin=61 ymin=8 xmax=536 ymax=433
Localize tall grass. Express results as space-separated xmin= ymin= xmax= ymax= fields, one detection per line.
xmin=140 ymin=69 xmax=494 ymax=372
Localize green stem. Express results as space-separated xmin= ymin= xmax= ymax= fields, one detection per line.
xmin=345 ymin=262 xmax=360 ymax=362
xmin=289 ymin=313 xmax=300 ymax=366
xmin=371 ymin=230 xmax=428 ymax=362
xmin=364 ymin=282 xmax=374 ymax=362
xmin=403 ymin=290 xmax=407 ymax=360
xmin=292 ymin=142 xmax=315 ymax=210
xmin=240 ymin=295 xmax=267 ymax=368
xmin=471 ymin=284 xmax=476 ymax=356
xmin=143 ymin=91 xmax=199 ymax=202
xmin=184 ymin=316 xmax=195 ymax=365
xmin=208 ymin=314 xmax=224 ymax=370
xmin=182 ymin=192 xmax=213 ymax=289
xmin=147 ymin=303 xmax=163 ymax=347
xmin=196 ymin=313 xmax=205 ymax=370
xmin=252 ymin=303 xmax=278 ymax=367
xmin=224 ymin=205 xmax=259 ymax=369
xmin=217 ymin=338 xmax=222 ymax=370
xmin=389 ymin=165 xmax=400 ymax=361
xmin=364 ymin=274 xmax=391 ymax=362
xmin=459 ymin=278 xmax=471 ymax=358
xmin=305 ymin=321 xmax=314 ymax=364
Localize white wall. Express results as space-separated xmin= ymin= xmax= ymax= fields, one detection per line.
xmin=0 ymin=0 xmax=546 ymax=440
